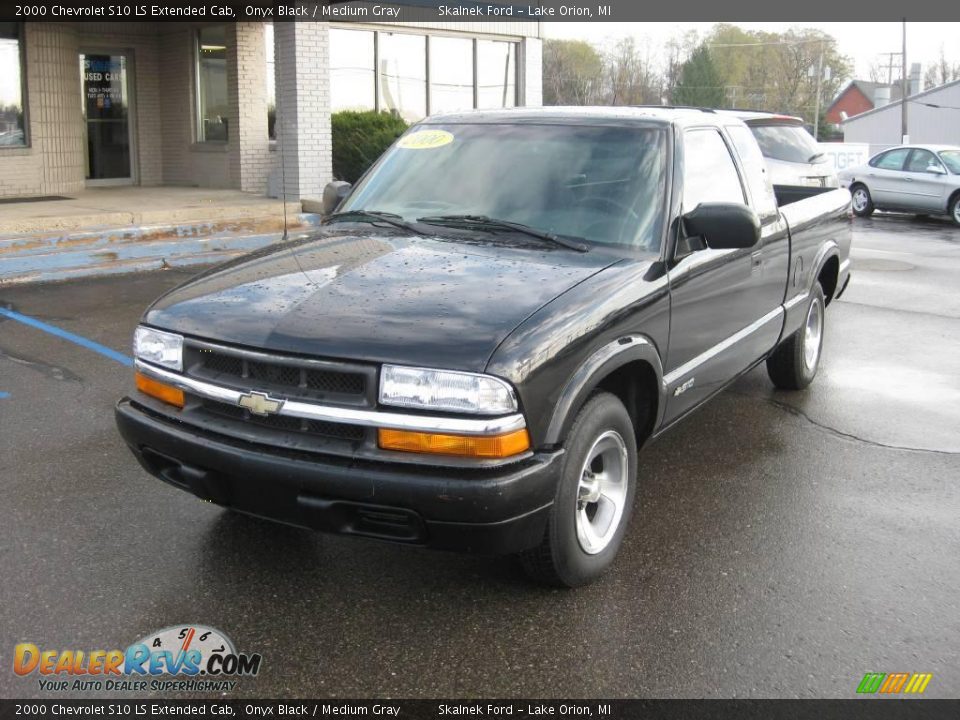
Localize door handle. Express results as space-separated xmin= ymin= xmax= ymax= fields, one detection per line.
xmin=904 ymin=177 xmax=913 ymax=182
xmin=751 ymin=250 xmax=762 ymax=270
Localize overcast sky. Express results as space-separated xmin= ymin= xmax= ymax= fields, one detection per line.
xmin=543 ymin=22 xmax=960 ymax=82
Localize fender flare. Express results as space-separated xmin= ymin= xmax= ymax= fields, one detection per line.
xmin=810 ymin=241 xmax=840 ymax=295
xmin=543 ymin=335 xmax=667 ymax=446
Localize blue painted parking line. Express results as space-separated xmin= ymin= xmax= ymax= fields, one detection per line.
xmin=0 ymin=391 xmax=9 ymax=399
xmin=0 ymin=307 xmax=133 ymax=367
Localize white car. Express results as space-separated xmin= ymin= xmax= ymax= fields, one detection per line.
xmin=838 ymin=145 xmax=960 ymax=226
xmin=723 ymin=111 xmax=839 ymax=188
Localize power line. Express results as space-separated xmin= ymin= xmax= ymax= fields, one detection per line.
xmin=707 ymin=38 xmax=830 ymax=48
xmin=912 ymin=100 xmax=960 ymax=110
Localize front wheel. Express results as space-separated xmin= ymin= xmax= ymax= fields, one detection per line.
xmin=766 ymin=283 xmax=826 ymax=390
xmin=950 ymin=195 xmax=960 ymax=227
xmin=519 ymin=392 xmax=637 ymax=587
xmin=851 ymin=185 xmax=874 ymax=217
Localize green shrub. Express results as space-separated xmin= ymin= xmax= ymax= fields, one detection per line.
xmin=332 ymin=110 xmax=408 ymax=184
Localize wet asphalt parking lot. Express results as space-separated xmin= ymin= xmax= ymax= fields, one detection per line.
xmin=1 ymin=215 xmax=958 ymax=700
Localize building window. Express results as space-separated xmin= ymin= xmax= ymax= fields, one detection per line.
xmin=378 ymin=31 xmax=426 ymax=122
xmin=477 ymin=40 xmax=516 ymax=109
xmin=326 ymin=28 xmax=521 ymax=122
xmin=330 ymin=28 xmax=375 ymax=112
xmin=196 ymin=25 xmax=228 ymax=142
xmin=0 ymin=22 xmax=26 ymax=147
xmin=429 ymin=36 xmax=474 ymax=115
xmin=265 ymin=22 xmax=275 ymax=140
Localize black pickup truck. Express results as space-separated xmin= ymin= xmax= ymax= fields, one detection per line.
xmin=116 ymin=107 xmax=851 ymax=587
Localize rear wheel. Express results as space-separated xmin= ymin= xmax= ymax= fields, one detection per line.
xmin=950 ymin=194 xmax=960 ymax=227
xmin=767 ymin=283 xmax=826 ymax=390
xmin=850 ymin=185 xmax=874 ymax=217
xmin=519 ymin=392 xmax=637 ymax=587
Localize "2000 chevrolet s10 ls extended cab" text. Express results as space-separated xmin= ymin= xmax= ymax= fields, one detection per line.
xmin=116 ymin=107 xmax=851 ymax=586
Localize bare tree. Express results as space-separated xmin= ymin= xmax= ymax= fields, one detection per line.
xmin=866 ymin=61 xmax=885 ymax=84
xmin=664 ymin=30 xmax=701 ymax=102
xmin=924 ymin=46 xmax=960 ymax=89
xmin=603 ymin=37 xmax=662 ymax=106
xmin=542 ymin=39 xmax=604 ymax=105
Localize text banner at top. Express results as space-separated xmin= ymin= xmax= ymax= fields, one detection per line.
xmin=4 ymin=0 xmax=960 ymax=23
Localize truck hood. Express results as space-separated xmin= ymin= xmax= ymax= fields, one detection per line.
xmin=144 ymin=232 xmax=620 ymax=373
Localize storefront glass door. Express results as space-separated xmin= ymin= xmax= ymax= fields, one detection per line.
xmin=80 ymin=52 xmax=134 ymax=183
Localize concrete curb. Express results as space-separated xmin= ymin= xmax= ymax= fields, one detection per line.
xmin=0 ymin=214 xmax=323 ymax=286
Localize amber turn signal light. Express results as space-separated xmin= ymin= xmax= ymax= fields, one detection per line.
xmin=378 ymin=428 xmax=530 ymax=459
xmin=135 ymin=371 xmax=185 ymax=409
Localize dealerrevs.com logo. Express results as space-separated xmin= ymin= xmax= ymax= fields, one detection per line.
xmin=13 ymin=624 xmax=263 ymax=693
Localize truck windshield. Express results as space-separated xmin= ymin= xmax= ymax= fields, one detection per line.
xmin=750 ymin=124 xmax=822 ymax=165
xmin=341 ymin=123 xmax=668 ymax=252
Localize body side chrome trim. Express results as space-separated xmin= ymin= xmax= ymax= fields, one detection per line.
xmin=135 ymin=360 xmax=526 ymax=436
xmin=663 ymin=306 xmax=784 ymax=386
xmin=783 ymin=291 xmax=810 ymax=311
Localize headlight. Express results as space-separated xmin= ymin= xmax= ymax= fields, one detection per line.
xmin=379 ymin=364 xmax=517 ymax=415
xmin=133 ymin=326 xmax=183 ymax=372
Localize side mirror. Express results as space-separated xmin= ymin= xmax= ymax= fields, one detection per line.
xmin=929 ymin=166 xmax=947 ymax=175
xmin=682 ymin=202 xmax=760 ymax=250
xmin=321 ymin=181 xmax=352 ymax=216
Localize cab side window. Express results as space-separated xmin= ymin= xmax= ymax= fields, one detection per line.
xmin=683 ymin=129 xmax=746 ymax=212
xmin=870 ymin=148 xmax=910 ymax=171
xmin=726 ymin=125 xmax=779 ymax=223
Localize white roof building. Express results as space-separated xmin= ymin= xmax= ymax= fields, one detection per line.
xmin=842 ymin=79 xmax=960 ymax=156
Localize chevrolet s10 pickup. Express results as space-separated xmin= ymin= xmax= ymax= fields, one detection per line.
xmin=116 ymin=107 xmax=851 ymax=586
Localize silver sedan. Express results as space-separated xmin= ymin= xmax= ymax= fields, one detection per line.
xmin=838 ymin=145 xmax=960 ymax=226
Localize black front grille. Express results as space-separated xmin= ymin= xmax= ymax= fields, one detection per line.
xmin=186 ymin=344 xmax=371 ymax=405
xmin=199 ymin=399 xmax=365 ymax=441
xmin=203 ymin=352 xmax=243 ymax=377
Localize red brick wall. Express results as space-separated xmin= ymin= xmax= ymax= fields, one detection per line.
xmin=826 ymin=86 xmax=875 ymax=124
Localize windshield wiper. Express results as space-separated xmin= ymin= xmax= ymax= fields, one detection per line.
xmin=324 ymin=210 xmax=426 ymax=236
xmin=416 ymin=215 xmax=589 ymax=253
xmin=807 ymin=152 xmax=826 ymax=163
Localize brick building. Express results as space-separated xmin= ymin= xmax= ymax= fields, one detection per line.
xmin=0 ymin=20 xmax=543 ymax=202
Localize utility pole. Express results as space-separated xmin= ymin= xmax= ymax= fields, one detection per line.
xmin=901 ymin=19 xmax=909 ymax=143
xmin=879 ymin=52 xmax=902 ymax=86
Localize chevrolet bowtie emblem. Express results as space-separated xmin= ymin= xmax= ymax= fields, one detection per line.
xmin=238 ymin=391 xmax=285 ymax=416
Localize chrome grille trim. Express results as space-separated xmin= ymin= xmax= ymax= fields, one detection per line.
xmin=136 ymin=360 xmax=527 ymax=436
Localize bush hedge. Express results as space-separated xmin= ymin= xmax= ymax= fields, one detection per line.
xmin=332 ymin=110 xmax=408 ymax=184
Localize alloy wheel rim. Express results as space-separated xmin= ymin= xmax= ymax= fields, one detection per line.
xmin=575 ymin=430 xmax=629 ymax=555
xmin=852 ymin=189 xmax=868 ymax=212
xmin=804 ymin=297 xmax=823 ymax=371
xmin=954 ymin=202 xmax=960 ymax=224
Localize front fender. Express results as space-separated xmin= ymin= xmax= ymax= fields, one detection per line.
xmin=543 ymin=335 xmax=666 ymax=446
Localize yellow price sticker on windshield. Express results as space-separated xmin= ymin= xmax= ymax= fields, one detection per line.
xmin=397 ymin=130 xmax=454 ymax=150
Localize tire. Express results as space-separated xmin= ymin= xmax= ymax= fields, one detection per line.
xmin=766 ymin=283 xmax=826 ymax=391
xmin=850 ymin=184 xmax=874 ymax=217
xmin=950 ymin=194 xmax=960 ymax=227
xmin=519 ymin=392 xmax=637 ymax=587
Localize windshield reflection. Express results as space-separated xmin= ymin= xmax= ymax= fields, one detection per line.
xmin=342 ymin=123 xmax=668 ymax=252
